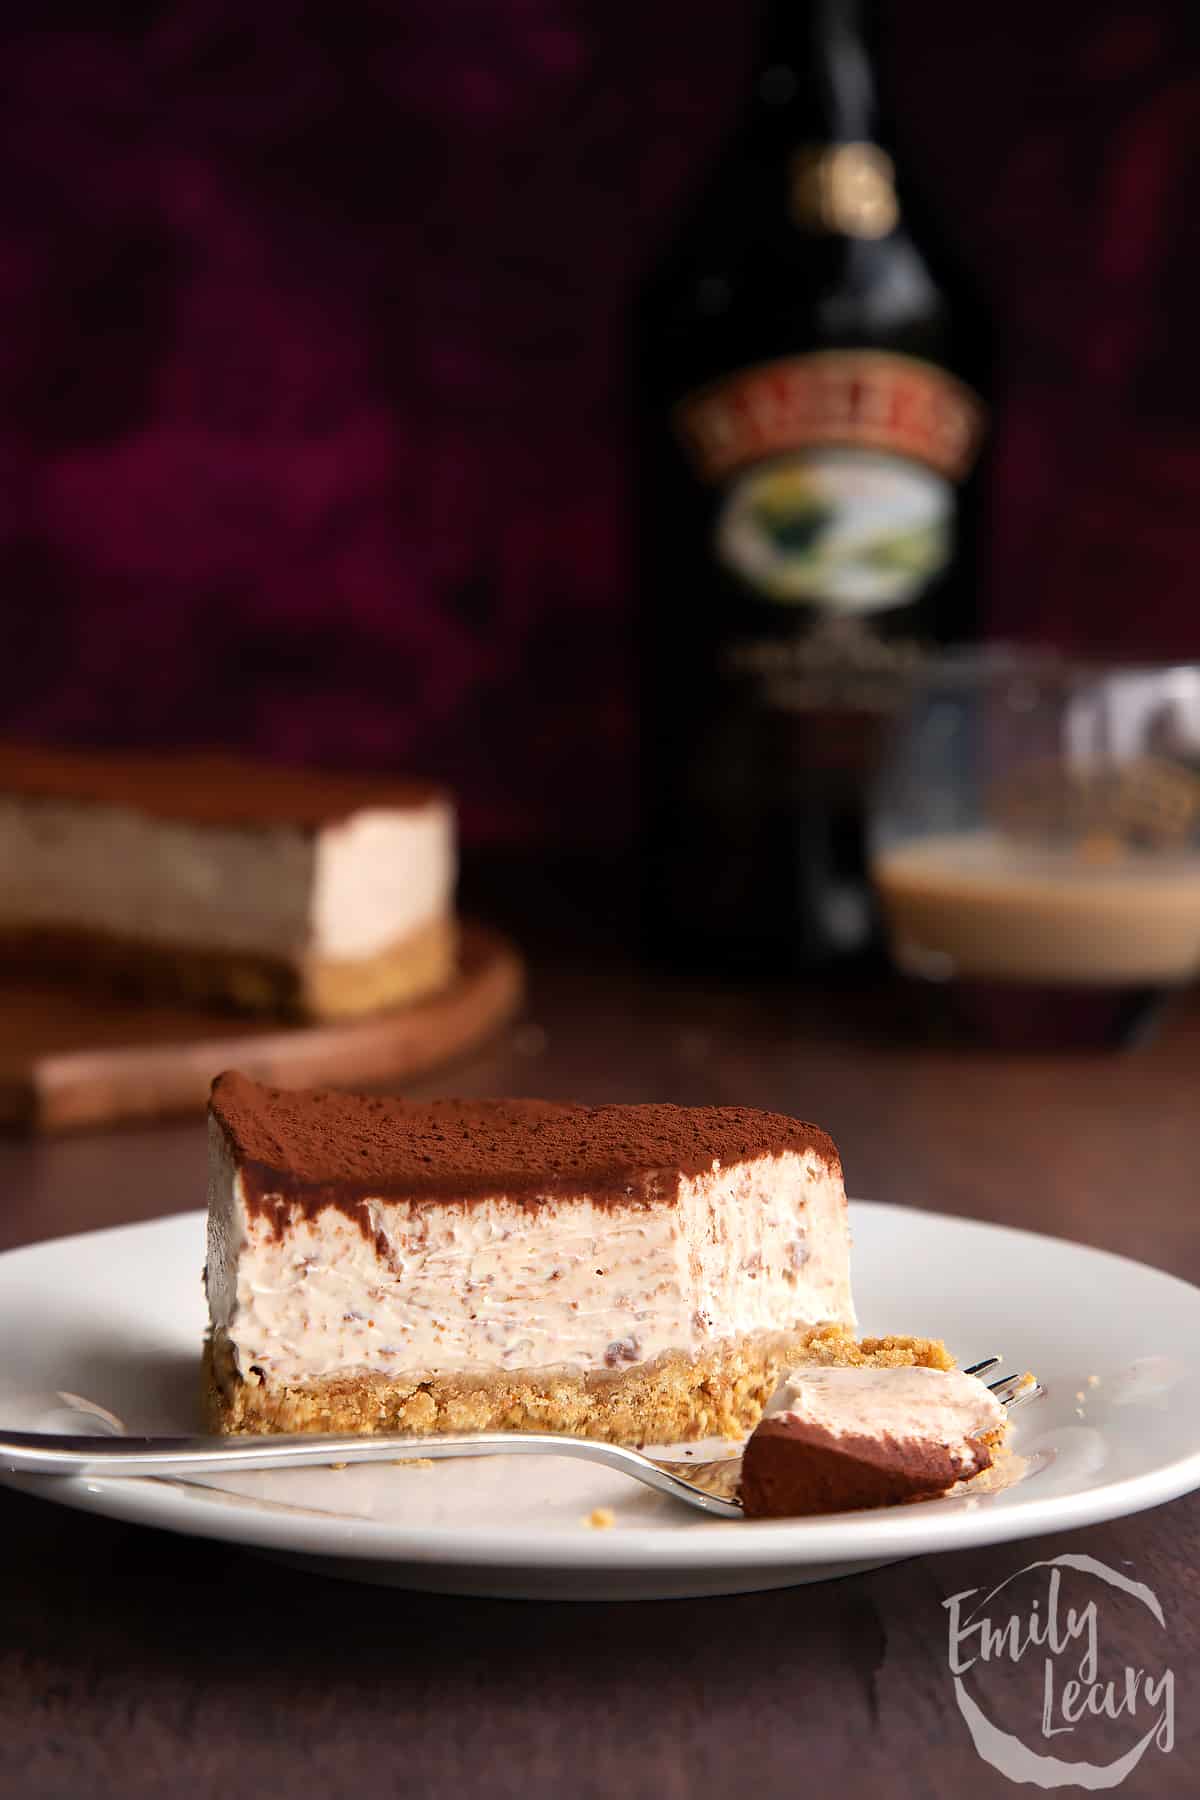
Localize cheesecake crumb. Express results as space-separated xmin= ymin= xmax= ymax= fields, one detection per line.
xmin=330 ymin=1461 xmax=348 ymax=1471
xmin=1075 ymin=1390 xmax=1086 ymax=1403
xmin=1087 ymin=1374 xmax=1101 ymax=1387
xmin=585 ymin=1506 xmax=616 ymax=1530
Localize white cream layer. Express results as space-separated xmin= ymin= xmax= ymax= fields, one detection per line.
xmin=766 ymin=1365 xmax=1004 ymax=1468
xmin=206 ymin=1125 xmax=856 ymax=1384
xmin=0 ymin=795 xmax=454 ymax=961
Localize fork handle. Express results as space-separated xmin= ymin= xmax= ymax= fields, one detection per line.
xmin=0 ymin=1428 xmax=745 ymax=1518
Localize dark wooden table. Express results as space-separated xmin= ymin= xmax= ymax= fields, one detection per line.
xmin=1 ymin=907 xmax=1197 ymax=1798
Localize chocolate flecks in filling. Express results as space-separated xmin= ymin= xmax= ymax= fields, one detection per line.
xmin=604 ymin=1336 xmax=641 ymax=1368
xmin=783 ymin=1239 xmax=811 ymax=1283
xmin=211 ymin=1072 xmax=842 ymax=1235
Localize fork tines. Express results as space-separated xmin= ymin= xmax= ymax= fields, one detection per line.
xmin=988 ymin=1370 xmax=1045 ymax=1409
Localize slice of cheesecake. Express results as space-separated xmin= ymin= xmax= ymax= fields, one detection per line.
xmin=0 ymin=744 xmax=455 ymax=1018
xmin=739 ymin=1364 xmax=1006 ymax=1517
xmin=204 ymin=1072 xmax=865 ymax=1445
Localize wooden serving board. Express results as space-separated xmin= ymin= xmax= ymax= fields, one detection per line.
xmin=0 ymin=921 xmax=524 ymax=1133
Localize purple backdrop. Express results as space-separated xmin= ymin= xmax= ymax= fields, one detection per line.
xmin=2 ymin=3 xmax=1198 ymax=845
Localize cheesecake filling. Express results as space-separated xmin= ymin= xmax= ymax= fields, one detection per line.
xmin=207 ymin=1127 xmax=855 ymax=1386
xmin=764 ymin=1364 xmax=1004 ymax=1467
xmin=310 ymin=805 xmax=454 ymax=959
xmin=0 ymin=794 xmax=453 ymax=962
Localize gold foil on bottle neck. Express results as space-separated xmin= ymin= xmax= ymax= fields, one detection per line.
xmin=790 ymin=143 xmax=899 ymax=238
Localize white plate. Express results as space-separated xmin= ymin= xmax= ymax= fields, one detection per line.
xmin=1 ymin=1204 xmax=1198 ymax=1600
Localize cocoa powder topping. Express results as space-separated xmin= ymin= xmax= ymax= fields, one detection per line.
xmin=210 ymin=1071 xmax=841 ymax=1219
xmin=0 ymin=743 xmax=443 ymax=828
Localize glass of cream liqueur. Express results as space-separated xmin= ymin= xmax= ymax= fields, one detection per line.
xmin=869 ymin=653 xmax=1200 ymax=1048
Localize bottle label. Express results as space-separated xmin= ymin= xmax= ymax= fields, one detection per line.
xmin=715 ymin=450 xmax=949 ymax=610
xmin=675 ymin=349 xmax=981 ymax=487
xmin=674 ymin=350 xmax=983 ymax=617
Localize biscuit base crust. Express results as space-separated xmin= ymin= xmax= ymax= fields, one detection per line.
xmin=203 ymin=1326 xmax=954 ymax=1446
xmin=0 ymin=915 xmax=456 ymax=1020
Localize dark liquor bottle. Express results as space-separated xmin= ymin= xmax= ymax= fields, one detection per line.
xmin=637 ymin=0 xmax=985 ymax=973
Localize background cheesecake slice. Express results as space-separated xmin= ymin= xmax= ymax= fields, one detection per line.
xmin=0 ymin=744 xmax=455 ymax=1019
xmin=204 ymin=1072 xmax=860 ymax=1445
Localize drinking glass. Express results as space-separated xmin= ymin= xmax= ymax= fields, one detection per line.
xmin=869 ymin=653 xmax=1200 ymax=1047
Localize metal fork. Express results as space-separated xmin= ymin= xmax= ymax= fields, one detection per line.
xmin=0 ymin=1356 xmax=1043 ymax=1520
